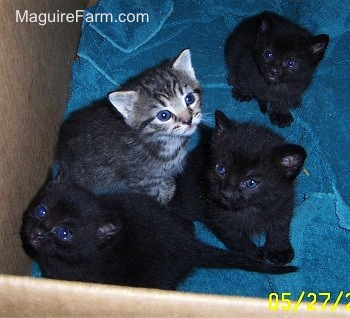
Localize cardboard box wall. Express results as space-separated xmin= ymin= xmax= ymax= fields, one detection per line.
xmin=0 ymin=1 xmax=347 ymax=317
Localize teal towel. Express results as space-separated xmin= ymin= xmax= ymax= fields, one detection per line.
xmin=51 ymin=0 xmax=350 ymax=301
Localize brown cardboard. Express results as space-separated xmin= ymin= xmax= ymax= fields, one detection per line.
xmin=3 ymin=275 xmax=348 ymax=317
xmin=0 ymin=0 xmax=86 ymax=276
xmin=0 ymin=1 xmax=348 ymax=317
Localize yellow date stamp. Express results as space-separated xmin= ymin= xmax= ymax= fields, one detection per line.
xmin=268 ymin=291 xmax=350 ymax=312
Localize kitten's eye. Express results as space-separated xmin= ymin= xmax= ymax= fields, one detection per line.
xmin=284 ymin=59 xmax=297 ymax=68
xmin=56 ymin=227 xmax=71 ymax=240
xmin=156 ymin=110 xmax=172 ymax=122
xmin=185 ymin=93 xmax=195 ymax=106
xmin=35 ymin=204 xmax=47 ymax=219
xmin=264 ymin=50 xmax=273 ymax=60
xmin=244 ymin=179 xmax=259 ymax=188
xmin=215 ymin=164 xmax=226 ymax=177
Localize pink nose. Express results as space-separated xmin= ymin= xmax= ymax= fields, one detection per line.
xmin=182 ymin=117 xmax=192 ymax=125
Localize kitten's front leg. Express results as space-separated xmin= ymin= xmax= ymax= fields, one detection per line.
xmin=152 ymin=178 xmax=176 ymax=205
xmin=291 ymin=96 xmax=302 ymax=109
xmin=231 ymin=84 xmax=254 ymax=103
xmin=258 ymin=100 xmax=268 ymax=113
xmin=227 ymin=231 xmax=261 ymax=257
xmin=263 ymin=218 xmax=294 ymax=265
xmin=227 ymin=73 xmax=236 ymax=86
xmin=268 ymin=102 xmax=294 ymax=128
xmin=207 ymin=219 xmax=260 ymax=256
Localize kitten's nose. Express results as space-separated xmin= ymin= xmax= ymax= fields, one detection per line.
xmin=30 ymin=229 xmax=44 ymax=244
xmin=29 ymin=229 xmax=44 ymax=248
xmin=220 ymin=186 xmax=240 ymax=202
xmin=220 ymin=189 xmax=232 ymax=201
xmin=182 ymin=117 xmax=192 ymax=125
xmin=269 ymin=68 xmax=278 ymax=76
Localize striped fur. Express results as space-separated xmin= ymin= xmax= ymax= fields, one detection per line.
xmin=57 ymin=50 xmax=202 ymax=204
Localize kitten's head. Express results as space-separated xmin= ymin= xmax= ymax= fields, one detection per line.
xmin=20 ymin=170 xmax=122 ymax=266
xmin=254 ymin=12 xmax=329 ymax=85
xmin=108 ymin=49 xmax=202 ymax=138
xmin=209 ymin=110 xmax=307 ymax=211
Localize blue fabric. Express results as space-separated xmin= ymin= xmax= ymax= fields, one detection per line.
xmin=59 ymin=0 xmax=350 ymax=300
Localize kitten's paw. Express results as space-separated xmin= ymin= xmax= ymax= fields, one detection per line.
xmin=232 ymin=89 xmax=253 ymax=102
xmin=291 ymin=98 xmax=302 ymax=109
xmin=227 ymin=74 xmax=236 ymax=86
xmin=265 ymin=247 xmax=294 ymax=265
xmin=155 ymin=179 xmax=176 ymax=204
xmin=268 ymin=110 xmax=294 ymax=128
xmin=258 ymin=101 xmax=268 ymax=113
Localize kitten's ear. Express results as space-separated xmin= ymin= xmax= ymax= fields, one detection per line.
xmin=97 ymin=222 xmax=122 ymax=244
xmin=258 ymin=12 xmax=274 ymax=33
xmin=172 ymin=49 xmax=196 ymax=80
xmin=108 ymin=91 xmax=138 ymax=121
xmin=260 ymin=19 xmax=270 ymax=32
xmin=272 ymin=144 xmax=307 ymax=180
xmin=47 ymin=161 xmax=68 ymax=190
xmin=310 ymin=34 xmax=329 ymax=60
xmin=214 ymin=110 xmax=235 ymax=139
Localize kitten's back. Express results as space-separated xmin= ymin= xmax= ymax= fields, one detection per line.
xmin=56 ymin=99 xmax=138 ymax=193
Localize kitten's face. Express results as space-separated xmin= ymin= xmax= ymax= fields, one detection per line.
xmin=255 ymin=39 xmax=305 ymax=85
xmin=21 ymin=178 xmax=121 ymax=265
xmin=208 ymin=111 xmax=306 ymax=211
xmin=109 ymin=49 xmax=202 ymax=138
xmin=254 ymin=18 xmax=329 ymax=85
xmin=136 ymin=79 xmax=202 ymax=138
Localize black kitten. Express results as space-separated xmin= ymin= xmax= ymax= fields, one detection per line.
xmin=225 ymin=11 xmax=329 ymax=127
xmin=171 ymin=110 xmax=307 ymax=265
xmin=20 ymin=169 xmax=297 ymax=291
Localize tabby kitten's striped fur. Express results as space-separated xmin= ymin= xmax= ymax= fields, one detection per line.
xmin=56 ymin=49 xmax=202 ymax=204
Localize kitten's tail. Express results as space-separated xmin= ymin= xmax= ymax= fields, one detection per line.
xmin=195 ymin=244 xmax=297 ymax=274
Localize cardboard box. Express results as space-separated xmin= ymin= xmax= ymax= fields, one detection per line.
xmin=0 ymin=1 xmax=348 ymax=317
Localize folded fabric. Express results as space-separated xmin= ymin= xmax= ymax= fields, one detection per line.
xmin=88 ymin=0 xmax=173 ymax=53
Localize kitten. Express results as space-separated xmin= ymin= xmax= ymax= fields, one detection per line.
xmin=171 ymin=110 xmax=307 ymax=265
xmin=225 ymin=11 xmax=329 ymax=127
xmin=56 ymin=49 xmax=202 ymax=204
xmin=20 ymin=170 xmax=297 ymax=290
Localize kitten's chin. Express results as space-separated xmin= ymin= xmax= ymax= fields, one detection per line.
xmin=22 ymin=239 xmax=39 ymax=259
xmin=174 ymin=124 xmax=198 ymax=137
xmin=182 ymin=124 xmax=198 ymax=136
xmin=265 ymin=76 xmax=279 ymax=85
xmin=214 ymin=196 xmax=246 ymax=211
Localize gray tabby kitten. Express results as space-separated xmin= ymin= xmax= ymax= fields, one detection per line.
xmin=56 ymin=49 xmax=202 ymax=204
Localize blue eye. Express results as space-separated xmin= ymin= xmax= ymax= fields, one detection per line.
xmin=285 ymin=59 xmax=297 ymax=68
xmin=156 ymin=110 xmax=172 ymax=122
xmin=244 ymin=180 xmax=259 ymax=188
xmin=215 ymin=164 xmax=226 ymax=177
xmin=264 ymin=50 xmax=273 ymax=60
xmin=185 ymin=93 xmax=195 ymax=106
xmin=35 ymin=204 xmax=46 ymax=218
xmin=56 ymin=227 xmax=71 ymax=240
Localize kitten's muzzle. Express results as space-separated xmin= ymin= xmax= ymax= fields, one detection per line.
xmin=265 ymin=68 xmax=279 ymax=83
xmin=30 ymin=229 xmax=45 ymax=247
xmin=180 ymin=117 xmax=192 ymax=126
xmin=220 ymin=189 xmax=239 ymax=204
xmin=219 ymin=188 xmax=246 ymax=210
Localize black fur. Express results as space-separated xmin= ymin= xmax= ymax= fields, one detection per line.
xmin=171 ymin=110 xmax=307 ymax=265
xmin=225 ymin=11 xmax=329 ymax=127
xmin=20 ymin=170 xmax=297 ymax=290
